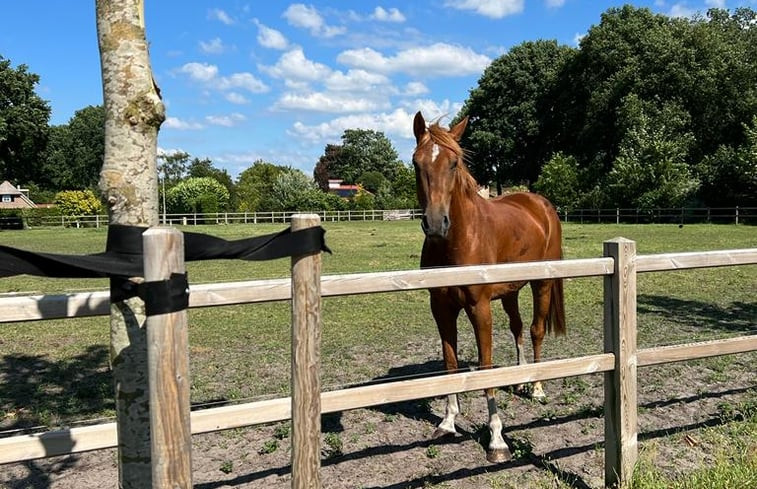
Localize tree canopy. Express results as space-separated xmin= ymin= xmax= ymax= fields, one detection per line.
xmin=458 ymin=6 xmax=757 ymax=208
xmin=43 ymin=105 xmax=105 ymax=190
xmin=0 ymin=56 xmax=51 ymax=185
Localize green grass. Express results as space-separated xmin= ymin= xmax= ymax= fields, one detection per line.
xmin=0 ymin=221 xmax=755 ymax=486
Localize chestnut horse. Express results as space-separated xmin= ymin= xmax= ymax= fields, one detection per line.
xmin=412 ymin=112 xmax=566 ymax=463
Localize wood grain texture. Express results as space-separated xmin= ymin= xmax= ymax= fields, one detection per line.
xmin=143 ymin=227 xmax=192 ymax=488
xmin=290 ymin=215 xmax=322 ymax=489
xmin=603 ymin=239 xmax=638 ymax=488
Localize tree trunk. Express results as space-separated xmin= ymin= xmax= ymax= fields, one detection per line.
xmin=95 ymin=1 xmax=164 ymax=487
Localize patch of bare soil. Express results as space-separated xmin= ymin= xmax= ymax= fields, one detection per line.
xmin=1 ymin=353 xmax=754 ymax=489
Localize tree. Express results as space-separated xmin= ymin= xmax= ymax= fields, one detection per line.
xmin=605 ymin=96 xmax=699 ymax=209
xmin=43 ymin=105 xmax=105 ymax=190
xmin=0 ymin=56 xmax=51 ymax=185
xmin=533 ymin=152 xmax=580 ymax=210
xmin=697 ymin=116 xmax=757 ymax=207
xmin=235 ymin=159 xmax=286 ymax=212
xmin=456 ymin=40 xmax=575 ymax=191
xmin=313 ymin=144 xmax=341 ymax=191
xmin=96 ymin=1 xmax=166 ymax=485
xmin=188 ymin=156 xmax=236 ymax=210
xmin=326 ymin=129 xmax=402 ymax=184
xmin=166 ymin=176 xmax=230 ymax=214
xmin=551 ymin=6 xmax=757 ymax=206
xmin=388 ymin=163 xmax=418 ymax=209
xmin=157 ymin=150 xmax=189 ymax=187
xmin=260 ymin=168 xmax=318 ymax=211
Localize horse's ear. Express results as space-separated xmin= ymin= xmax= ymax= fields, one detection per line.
xmin=449 ymin=116 xmax=468 ymax=141
xmin=413 ymin=111 xmax=426 ymax=143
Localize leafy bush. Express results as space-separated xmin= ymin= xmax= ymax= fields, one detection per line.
xmin=54 ymin=190 xmax=103 ymax=216
xmin=534 ymin=152 xmax=580 ymax=209
xmin=166 ymin=177 xmax=230 ymax=214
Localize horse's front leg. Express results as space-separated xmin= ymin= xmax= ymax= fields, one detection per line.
xmin=465 ymin=297 xmax=512 ymax=463
xmin=430 ymin=291 xmax=461 ymax=438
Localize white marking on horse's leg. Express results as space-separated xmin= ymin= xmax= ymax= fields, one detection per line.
xmin=532 ymin=381 xmax=546 ymax=400
xmin=431 ymin=143 xmax=440 ymax=161
xmin=486 ymin=395 xmax=511 ymax=462
xmin=437 ymin=393 xmax=459 ymax=434
xmin=516 ymin=342 xmax=528 ymax=366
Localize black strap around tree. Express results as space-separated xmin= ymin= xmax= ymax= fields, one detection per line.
xmin=0 ymin=224 xmax=330 ymax=315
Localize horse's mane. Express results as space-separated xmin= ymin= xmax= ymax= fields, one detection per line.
xmin=426 ymin=122 xmax=479 ymax=197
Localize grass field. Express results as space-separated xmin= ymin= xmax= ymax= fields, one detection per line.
xmin=0 ymin=221 xmax=755 ymax=488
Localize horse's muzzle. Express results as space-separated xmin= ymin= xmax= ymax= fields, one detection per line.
xmin=421 ymin=214 xmax=450 ymax=238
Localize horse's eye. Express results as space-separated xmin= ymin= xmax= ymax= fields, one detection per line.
xmin=450 ymin=158 xmax=458 ymax=170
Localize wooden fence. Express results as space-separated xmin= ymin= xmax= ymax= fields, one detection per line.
xmin=0 ymin=216 xmax=755 ymax=488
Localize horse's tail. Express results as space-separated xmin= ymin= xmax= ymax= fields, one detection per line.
xmin=547 ymin=277 xmax=567 ymax=336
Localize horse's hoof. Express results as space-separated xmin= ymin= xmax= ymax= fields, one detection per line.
xmin=486 ymin=447 xmax=512 ymax=464
xmin=531 ymin=391 xmax=547 ymax=403
xmin=432 ymin=427 xmax=456 ymax=439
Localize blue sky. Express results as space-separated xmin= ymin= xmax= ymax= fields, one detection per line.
xmin=2 ymin=1 xmax=754 ymax=178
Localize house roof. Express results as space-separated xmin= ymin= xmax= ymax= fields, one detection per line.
xmin=0 ymin=180 xmax=37 ymax=208
xmin=0 ymin=181 xmax=22 ymax=195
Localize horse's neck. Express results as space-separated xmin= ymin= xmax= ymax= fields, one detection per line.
xmin=448 ymin=189 xmax=484 ymax=237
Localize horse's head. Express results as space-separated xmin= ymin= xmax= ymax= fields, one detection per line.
xmin=412 ymin=111 xmax=469 ymax=239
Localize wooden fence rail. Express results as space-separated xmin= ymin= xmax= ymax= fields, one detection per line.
xmin=0 ymin=222 xmax=755 ymax=488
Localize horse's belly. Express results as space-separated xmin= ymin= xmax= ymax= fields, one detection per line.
xmin=441 ymin=281 xmax=526 ymax=305
xmin=490 ymin=281 xmax=527 ymax=299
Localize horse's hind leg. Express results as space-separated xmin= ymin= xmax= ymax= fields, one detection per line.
xmin=502 ymin=292 xmax=529 ymax=395
xmin=430 ymin=292 xmax=461 ymax=438
xmin=529 ymin=280 xmax=553 ymax=400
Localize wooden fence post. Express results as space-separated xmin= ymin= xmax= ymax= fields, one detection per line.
xmin=291 ymin=214 xmax=323 ymax=489
xmin=143 ymin=227 xmax=192 ymax=488
xmin=603 ymin=238 xmax=638 ymax=488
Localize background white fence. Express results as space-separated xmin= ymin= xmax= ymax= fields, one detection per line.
xmin=2 ymin=206 xmax=755 ymax=229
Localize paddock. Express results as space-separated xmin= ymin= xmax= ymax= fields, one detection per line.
xmin=0 ymin=217 xmax=755 ymax=488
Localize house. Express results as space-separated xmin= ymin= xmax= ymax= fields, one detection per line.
xmin=327 ymin=179 xmax=361 ymax=198
xmin=0 ymin=181 xmax=37 ymax=209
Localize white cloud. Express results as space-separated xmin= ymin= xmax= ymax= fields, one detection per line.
xmin=337 ymin=43 xmax=491 ymax=77
xmin=573 ymin=32 xmax=586 ymax=46
xmin=283 ymin=3 xmax=346 ymax=38
xmin=178 ymin=62 xmax=269 ymax=93
xmin=276 ymin=92 xmax=386 ymax=113
xmin=208 ymin=8 xmax=234 ymax=25
xmin=253 ymin=19 xmax=289 ymax=50
xmin=444 ymin=0 xmax=524 ymax=19
xmin=205 ymin=113 xmax=246 ymax=127
xmin=401 ymin=99 xmax=464 ymax=124
xmin=324 ymin=69 xmax=391 ymax=92
xmin=669 ymin=3 xmax=698 ymax=18
xmin=260 ymin=48 xmax=333 ymax=81
xmin=290 ymin=108 xmax=417 ymax=142
xmin=164 ymin=117 xmax=204 ymax=130
xmin=217 ymin=72 xmax=269 ymax=93
xmin=403 ymin=82 xmax=429 ymax=96
xmin=179 ymin=62 xmax=219 ymax=82
xmin=371 ymin=7 xmax=406 ymax=22
xmin=225 ymin=92 xmax=250 ymax=104
xmin=546 ymin=0 xmax=565 ymax=7
xmin=199 ymin=38 xmax=226 ymax=55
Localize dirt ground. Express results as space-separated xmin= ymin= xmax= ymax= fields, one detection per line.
xmin=1 ymin=352 xmax=754 ymax=489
